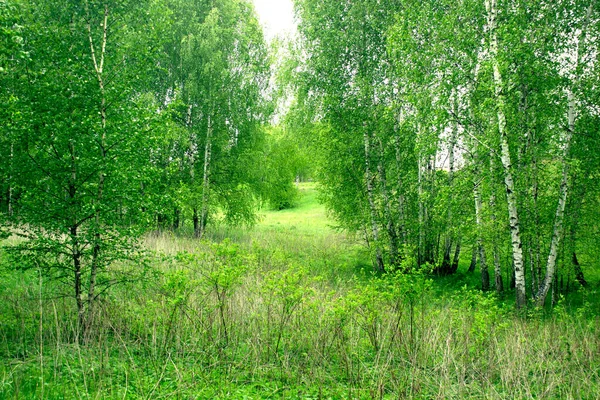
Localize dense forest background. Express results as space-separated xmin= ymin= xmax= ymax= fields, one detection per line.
xmin=1 ymin=0 xmax=600 ymax=398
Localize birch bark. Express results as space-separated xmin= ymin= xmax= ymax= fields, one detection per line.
xmin=364 ymin=123 xmax=385 ymax=273
xmin=417 ymin=153 xmax=425 ymax=266
xmin=464 ymin=30 xmax=490 ymax=284
xmin=441 ymin=108 xmax=458 ymax=274
xmin=489 ymin=158 xmax=504 ymax=292
xmin=198 ymin=114 xmax=213 ymax=239
xmin=377 ymin=138 xmax=399 ymax=264
xmin=535 ymin=4 xmax=593 ymax=307
xmin=393 ymin=132 xmax=408 ymax=248
xmin=535 ymin=92 xmax=574 ymax=305
xmin=86 ymin=2 xmax=109 ymax=332
xmin=486 ymin=0 xmax=526 ymax=307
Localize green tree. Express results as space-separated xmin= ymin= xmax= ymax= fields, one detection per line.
xmin=258 ymin=126 xmax=300 ymax=210
xmin=158 ymin=0 xmax=270 ymax=237
xmin=291 ymin=0 xmax=600 ymax=307
xmin=0 ymin=0 xmax=27 ymax=219
xmin=5 ymin=0 xmax=167 ymax=336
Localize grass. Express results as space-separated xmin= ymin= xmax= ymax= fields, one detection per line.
xmin=257 ymin=182 xmax=334 ymax=235
xmin=200 ymin=182 xmax=372 ymax=282
xmin=1 ymin=183 xmax=599 ymax=399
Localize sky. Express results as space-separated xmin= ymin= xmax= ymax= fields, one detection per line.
xmin=251 ymin=0 xmax=297 ymax=42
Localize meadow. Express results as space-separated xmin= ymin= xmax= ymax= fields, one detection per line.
xmin=1 ymin=184 xmax=599 ymax=399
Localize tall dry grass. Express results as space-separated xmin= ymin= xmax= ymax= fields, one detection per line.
xmin=1 ymin=232 xmax=598 ymax=399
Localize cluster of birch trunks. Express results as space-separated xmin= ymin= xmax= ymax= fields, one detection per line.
xmin=294 ymin=0 xmax=598 ymax=307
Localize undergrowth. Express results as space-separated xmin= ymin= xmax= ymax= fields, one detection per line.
xmin=1 ymin=235 xmax=599 ymax=399
xmin=1 ymin=185 xmax=599 ymax=398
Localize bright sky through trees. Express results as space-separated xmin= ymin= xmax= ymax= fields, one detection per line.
xmin=252 ymin=0 xmax=296 ymax=41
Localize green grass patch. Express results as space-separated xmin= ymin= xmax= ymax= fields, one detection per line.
xmin=256 ymin=182 xmax=335 ymax=236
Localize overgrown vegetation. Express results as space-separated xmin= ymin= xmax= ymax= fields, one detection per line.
xmin=2 ymin=0 xmax=600 ymax=397
xmin=1 ymin=186 xmax=599 ymax=398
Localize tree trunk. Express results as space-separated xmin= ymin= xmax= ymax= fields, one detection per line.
xmin=440 ymin=100 xmax=459 ymax=276
xmin=531 ymin=157 xmax=542 ymax=292
xmin=489 ymin=159 xmax=504 ymax=293
xmin=465 ymin=33 xmax=490 ymax=285
xmin=472 ymin=133 xmax=489 ymax=287
xmin=440 ymin=240 xmax=452 ymax=275
xmin=493 ymin=247 xmax=504 ymax=293
xmin=418 ymin=155 xmax=425 ymax=267
xmin=426 ymin=156 xmax=437 ymax=264
xmin=535 ymin=92 xmax=574 ymax=306
xmin=68 ymin=147 xmax=83 ymax=338
xmin=529 ymin=245 xmax=536 ymax=297
xmin=451 ymin=237 xmax=461 ymax=274
xmin=72 ymin=224 xmax=84 ymax=339
xmin=393 ymin=123 xmax=408 ymax=248
xmin=193 ymin=207 xmax=199 ymax=237
xmin=572 ymin=252 xmax=587 ymax=288
xmin=418 ymin=154 xmax=435 ymax=266
xmin=468 ymin=246 xmax=477 ymax=273
xmin=487 ymin=0 xmax=526 ymax=307
xmin=474 ymin=179 xmax=489 ymax=290
xmin=173 ymin=207 xmax=180 ymax=230
xmin=519 ymin=81 xmax=543 ymax=296
xmin=526 ymin=121 xmax=542 ymax=294
xmin=377 ymin=138 xmax=399 ymax=265
xmin=568 ymin=196 xmax=587 ymax=288
xmin=535 ymin=4 xmax=592 ymax=307
xmin=198 ymin=114 xmax=213 ymax=239
xmin=86 ymin=4 xmax=109 ymax=332
xmin=363 ymin=124 xmax=384 ymax=273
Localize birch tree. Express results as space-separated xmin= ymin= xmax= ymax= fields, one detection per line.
xmin=485 ymin=0 xmax=527 ymax=307
xmin=535 ymin=2 xmax=596 ymax=306
xmin=163 ymin=0 xmax=270 ymax=237
xmin=5 ymin=0 xmax=168 ymax=337
xmin=289 ymin=0 xmax=599 ymax=306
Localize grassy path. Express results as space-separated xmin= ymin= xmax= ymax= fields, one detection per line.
xmin=257 ymin=182 xmax=334 ymax=235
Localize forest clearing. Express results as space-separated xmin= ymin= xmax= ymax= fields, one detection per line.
xmin=2 ymin=0 xmax=600 ymax=398
xmin=1 ymin=184 xmax=599 ymax=398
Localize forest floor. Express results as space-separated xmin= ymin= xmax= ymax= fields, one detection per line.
xmin=1 ymin=183 xmax=600 ymax=399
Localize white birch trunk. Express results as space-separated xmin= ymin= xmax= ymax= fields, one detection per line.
xmin=489 ymin=158 xmax=504 ymax=292
xmin=487 ymin=0 xmax=526 ymax=307
xmin=535 ymin=4 xmax=592 ymax=307
xmin=441 ymin=109 xmax=458 ymax=273
xmin=377 ymin=138 xmax=399 ymax=264
xmin=393 ymin=116 xmax=408 ymax=248
xmin=199 ymin=114 xmax=213 ymax=239
xmin=464 ymin=25 xmax=490 ymax=283
xmin=535 ymin=93 xmax=574 ymax=306
xmin=86 ymin=2 xmax=109 ymax=332
xmin=363 ymin=124 xmax=385 ymax=273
